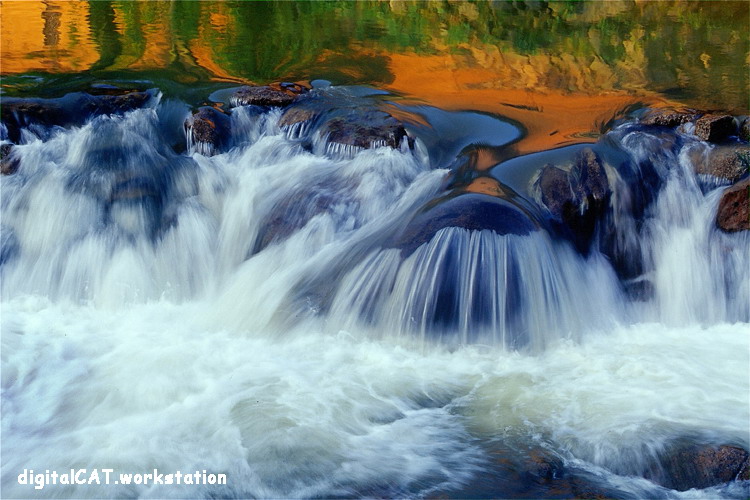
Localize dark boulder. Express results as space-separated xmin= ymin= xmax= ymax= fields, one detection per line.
xmin=537 ymin=164 xmax=572 ymax=218
xmin=692 ymin=145 xmax=750 ymax=183
xmin=320 ymin=110 xmax=409 ymax=151
xmin=740 ymin=117 xmax=750 ymax=142
xmin=716 ymin=178 xmax=750 ymax=232
xmin=646 ymin=444 xmax=750 ymax=491
xmin=1 ymin=144 xmax=19 ymax=175
xmin=230 ymin=82 xmax=309 ymax=108
xmin=534 ymin=147 xmax=612 ymax=251
xmin=640 ymin=108 xmax=698 ymax=128
xmin=184 ymin=106 xmax=231 ymax=156
xmin=694 ymin=114 xmax=737 ymax=143
xmin=80 ymin=91 xmax=151 ymax=117
xmin=391 ymin=193 xmax=538 ymax=257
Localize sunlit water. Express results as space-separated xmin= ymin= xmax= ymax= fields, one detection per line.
xmin=1 ymin=93 xmax=748 ymax=499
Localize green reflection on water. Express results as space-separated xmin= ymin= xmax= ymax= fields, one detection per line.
xmin=1 ymin=1 xmax=747 ymax=112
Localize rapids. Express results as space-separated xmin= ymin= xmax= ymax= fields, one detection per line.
xmin=1 ymin=89 xmax=748 ymax=499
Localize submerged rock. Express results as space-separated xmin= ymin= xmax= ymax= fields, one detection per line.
xmin=646 ymin=444 xmax=750 ymax=491
xmin=716 ymin=178 xmax=750 ymax=232
xmin=230 ymin=82 xmax=309 ymax=108
xmin=0 ymin=144 xmax=19 ymax=175
xmin=184 ymin=106 xmax=231 ymax=156
xmin=391 ymin=193 xmax=539 ymax=257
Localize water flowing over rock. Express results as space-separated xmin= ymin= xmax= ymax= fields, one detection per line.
xmin=692 ymin=144 xmax=750 ymax=183
xmin=1 ymin=81 xmax=749 ymax=500
xmin=0 ymin=90 xmax=153 ymax=144
xmin=391 ymin=193 xmax=539 ymax=257
xmin=320 ymin=110 xmax=409 ymax=151
xmin=275 ymin=88 xmax=413 ymax=157
xmin=184 ymin=106 xmax=231 ymax=156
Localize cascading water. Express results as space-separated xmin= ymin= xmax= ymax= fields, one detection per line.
xmin=1 ymin=88 xmax=748 ymax=499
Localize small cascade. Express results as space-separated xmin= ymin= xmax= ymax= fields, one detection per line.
xmin=330 ymin=227 xmax=623 ymax=350
xmin=603 ymin=123 xmax=750 ymax=324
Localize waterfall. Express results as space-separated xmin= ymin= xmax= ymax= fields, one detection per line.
xmin=1 ymin=89 xmax=748 ymax=499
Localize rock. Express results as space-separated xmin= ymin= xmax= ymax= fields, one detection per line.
xmin=740 ymin=117 xmax=750 ymax=142
xmin=693 ymin=145 xmax=750 ymax=183
xmin=694 ymin=114 xmax=737 ymax=143
xmin=716 ymin=178 xmax=749 ymax=232
xmin=1 ymin=144 xmax=19 ymax=175
xmin=278 ymin=106 xmax=318 ymax=129
xmin=320 ymin=110 xmax=409 ymax=151
xmin=81 ymin=91 xmax=151 ymax=117
xmin=647 ymin=444 xmax=750 ymax=491
xmin=392 ymin=193 xmax=538 ymax=257
xmin=537 ymin=164 xmax=572 ymax=219
xmin=574 ymin=147 xmax=609 ymax=201
xmin=230 ymin=82 xmax=309 ymax=108
xmin=640 ymin=108 xmax=698 ymax=128
xmin=534 ymin=147 xmax=611 ymax=251
xmin=184 ymin=107 xmax=231 ymax=156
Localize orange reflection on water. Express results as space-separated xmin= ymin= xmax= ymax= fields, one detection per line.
xmin=0 ymin=1 xmax=98 ymax=73
xmin=384 ymin=52 xmax=657 ymax=154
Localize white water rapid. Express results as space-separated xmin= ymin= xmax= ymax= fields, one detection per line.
xmin=1 ymin=93 xmax=748 ymax=499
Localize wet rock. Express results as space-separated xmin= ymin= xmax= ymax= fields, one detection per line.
xmin=1 ymin=144 xmax=20 ymax=175
xmin=1 ymin=91 xmax=152 ymax=144
xmin=740 ymin=117 xmax=750 ymax=142
xmin=716 ymin=178 xmax=750 ymax=232
xmin=278 ymin=106 xmax=318 ymax=129
xmin=647 ymin=444 xmax=750 ymax=491
xmin=537 ymin=164 xmax=572 ymax=218
xmin=230 ymin=82 xmax=309 ymax=108
xmin=392 ymin=193 xmax=538 ymax=257
xmin=184 ymin=106 xmax=231 ymax=156
xmin=694 ymin=114 xmax=737 ymax=143
xmin=81 ymin=91 xmax=151 ymax=117
xmin=1 ymin=100 xmax=67 ymax=143
xmin=640 ymin=108 xmax=698 ymax=128
xmin=693 ymin=145 xmax=750 ymax=183
xmin=320 ymin=110 xmax=409 ymax=151
xmin=574 ymin=147 xmax=609 ymax=201
xmin=534 ymin=148 xmax=611 ymax=251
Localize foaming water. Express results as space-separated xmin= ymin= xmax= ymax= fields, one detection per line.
xmin=1 ymin=298 xmax=747 ymax=499
xmin=1 ymin=95 xmax=749 ymax=498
